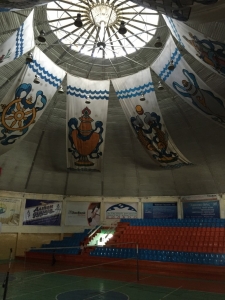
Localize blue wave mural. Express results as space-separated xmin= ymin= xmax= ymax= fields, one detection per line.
xmin=14 ymin=23 xmax=24 ymax=60
xmin=159 ymin=48 xmax=182 ymax=81
xmin=28 ymin=60 xmax=62 ymax=87
xmin=167 ymin=17 xmax=184 ymax=47
xmin=67 ymin=85 xmax=109 ymax=100
xmin=116 ymin=82 xmax=154 ymax=100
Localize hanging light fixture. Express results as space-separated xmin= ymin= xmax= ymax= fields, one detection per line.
xmin=74 ymin=13 xmax=83 ymax=28
xmin=26 ymin=52 xmax=33 ymax=63
xmin=58 ymin=85 xmax=64 ymax=94
xmin=154 ymin=36 xmax=162 ymax=48
xmin=158 ymin=81 xmax=164 ymax=90
xmin=168 ymin=60 xmax=175 ymax=71
xmin=118 ymin=21 xmax=127 ymax=35
xmin=140 ymin=94 xmax=145 ymax=101
xmin=85 ymin=96 xmax=91 ymax=104
xmin=33 ymin=74 xmax=40 ymax=84
xmin=37 ymin=30 xmax=46 ymax=43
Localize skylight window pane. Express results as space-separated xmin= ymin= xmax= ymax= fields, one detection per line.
xmin=47 ymin=0 xmax=159 ymax=59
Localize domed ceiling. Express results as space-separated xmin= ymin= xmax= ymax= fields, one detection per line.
xmin=0 ymin=0 xmax=225 ymax=197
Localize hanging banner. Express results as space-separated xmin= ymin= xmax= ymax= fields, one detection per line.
xmin=163 ymin=16 xmax=225 ymax=78
xmin=0 ymin=46 xmax=66 ymax=155
xmin=151 ymin=35 xmax=225 ymax=128
xmin=0 ymin=10 xmax=34 ymax=67
xmin=105 ymin=203 xmax=138 ymax=219
xmin=65 ymin=202 xmax=101 ymax=226
xmin=0 ymin=198 xmax=21 ymax=225
xmin=111 ymin=68 xmax=191 ymax=168
xmin=143 ymin=202 xmax=177 ymax=219
xmin=0 ymin=1 xmax=51 ymax=12
xmin=67 ymin=74 xmax=109 ymax=171
xmin=23 ymin=199 xmax=62 ymax=226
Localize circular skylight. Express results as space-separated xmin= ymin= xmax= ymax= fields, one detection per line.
xmin=47 ymin=0 xmax=159 ymax=59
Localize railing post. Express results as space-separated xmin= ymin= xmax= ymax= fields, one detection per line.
xmin=136 ymin=243 xmax=139 ymax=282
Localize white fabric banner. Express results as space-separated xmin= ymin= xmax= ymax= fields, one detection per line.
xmin=105 ymin=203 xmax=138 ymax=219
xmin=112 ymin=68 xmax=191 ymax=168
xmin=67 ymin=74 xmax=109 ymax=171
xmin=0 ymin=198 xmax=21 ymax=225
xmin=163 ymin=15 xmax=225 ymax=78
xmin=151 ymin=35 xmax=225 ymax=127
xmin=0 ymin=10 xmax=34 ymax=67
xmin=0 ymin=46 xmax=66 ymax=155
xmin=65 ymin=202 xmax=101 ymax=226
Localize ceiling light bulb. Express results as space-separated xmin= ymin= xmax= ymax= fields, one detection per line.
xmin=26 ymin=52 xmax=33 ymax=64
xmin=154 ymin=36 xmax=162 ymax=48
xmin=158 ymin=81 xmax=164 ymax=90
xmin=118 ymin=21 xmax=127 ymax=35
xmin=85 ymin=96 xmax=91 ymax=104
xmin=33 ymin=74 xmax=40 ymax=84
xmin=58 ymin=85 xmax=64 ymax=94
xmin=37 ymin=30 xmax=46 ymax=43
xmin=74 ymin=13 xmax=83 ymax=28
xmin=140 ymin=94 xmax=145 ymax=101
xmin=168 ymin=60 xmax=175 ymax=71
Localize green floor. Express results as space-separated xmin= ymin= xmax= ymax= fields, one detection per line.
xmin=1 ymin=271 xmax=225 ymax=300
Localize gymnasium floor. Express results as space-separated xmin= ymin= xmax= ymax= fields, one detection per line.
xmin=0 ymin=259 xmax=225 ymax=300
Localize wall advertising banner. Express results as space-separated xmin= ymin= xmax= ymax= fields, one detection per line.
xmin=65 ymin=202 xmax=101 ymax=226
xmin=181 ymin=194 xmax=220 ymax=219
xmin=23 ymin=199 xmax=62 ymax=226
xmin=143 ymin=203 xmax=177 ymax=219
xmin=105 ymin=203 xmax=138 ymax=219
xmin=0 ymin=198 xmax=21 ymax=225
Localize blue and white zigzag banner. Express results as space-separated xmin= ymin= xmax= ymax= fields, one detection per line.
xmin=0 ymin=10 xmax=35 ymax=67
xmin=112 ymin=68 xmax=191 ymax=168
xmin=152 ymin=35 xmax=225 ymax=128
xmin=163 ymin=15 xmax=225 ymax=78
xmin=67 ymin=74 xmax=110 ymax=171
xmin=0 ymin=46 xmax=66 ymax=155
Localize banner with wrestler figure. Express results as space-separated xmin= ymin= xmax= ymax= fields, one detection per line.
xmin=112 ymin=68 xmax=191 ymax=168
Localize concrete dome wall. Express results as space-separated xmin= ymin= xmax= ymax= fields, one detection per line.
xmin=0 ymin=4 xmax=225 ymax=197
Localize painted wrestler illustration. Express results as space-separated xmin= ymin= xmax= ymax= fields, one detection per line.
xmin=173 ymin=69 xmax=225 ymax=123
xmin=183 ymin=32 xmax=225 ymax=75
xmin=131 ymin=105 xmax=178 ymax=164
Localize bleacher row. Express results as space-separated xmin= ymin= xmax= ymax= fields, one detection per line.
xmin=117 ymin=227 xmax=225 ymax=253
xmin=91 ymin=218 xmax=225 ymax=266
xmin=90 ymin=247 xmax=225 ymax=266
xmin=30 ymin=229 xmax=90 ymax=255
xmin=120 ymin=218 xmax=225 ymax=227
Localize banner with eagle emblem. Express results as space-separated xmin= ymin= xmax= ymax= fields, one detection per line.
xmin=163 ymin=15 xmax=225 ymax=78
xmin=0 ymin=10 xmax=34 ymax=67
xmin=66 ymin=74 xmax=109 ymax=171
xmin=151 ymin=35 xmax=225 ymax=128
xmin=111 ymin=68 xmax=191 ymax=168
xmin=0 ymin=46 xmax=66 ymax=155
